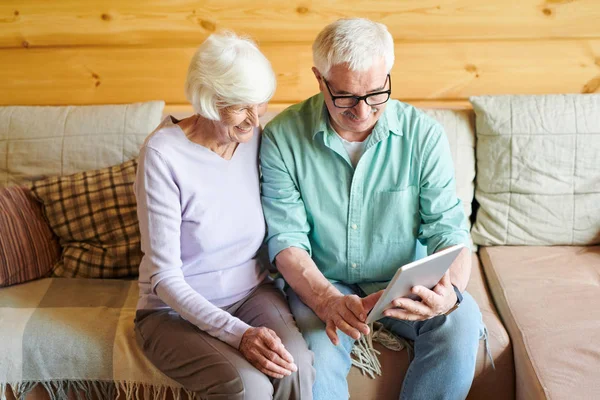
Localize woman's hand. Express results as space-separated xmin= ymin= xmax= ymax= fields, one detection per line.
xmin=238 ymin=327 xmax=298 ymax=379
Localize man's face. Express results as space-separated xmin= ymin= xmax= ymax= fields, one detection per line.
xmin=314 ymin=58 xmax=390 ymax=140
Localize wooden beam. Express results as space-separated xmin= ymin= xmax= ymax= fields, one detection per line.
xmin=1 ymin=40 xmax=599 ymax=106
xmin=1 ymin=0 xmax=600 ymax=48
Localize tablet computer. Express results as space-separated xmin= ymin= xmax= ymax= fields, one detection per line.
xmin=365 ymin=244 xmax=465 ymax=324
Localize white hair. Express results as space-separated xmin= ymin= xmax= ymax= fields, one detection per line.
xmin=312 ymin=18 xmax=394 ymax=79
xmin=185 ymin=32 xmax=276 ymax=120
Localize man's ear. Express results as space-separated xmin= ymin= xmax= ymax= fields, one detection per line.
xmin=312 ymin=67 xmax=324 ymax=92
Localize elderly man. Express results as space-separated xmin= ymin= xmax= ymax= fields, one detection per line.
xmin=260 ymin=18 xmax=483 ymax=400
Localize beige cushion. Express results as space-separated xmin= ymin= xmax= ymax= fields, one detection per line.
xmin=347 ymin=253 xmax=515 ymax=399
xmin=479 ymin=246 xmax=600 ymax=400
xmin=0 ymin=101 xmax=164 ymax=188
xmin=470 ymin=94 xmax=600 ymax=246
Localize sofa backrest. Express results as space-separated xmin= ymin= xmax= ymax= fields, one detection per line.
xmin=169 ymin=106 xmax=478 ymax=241
xmin=0 ymin=101 xmax=164 ymax=188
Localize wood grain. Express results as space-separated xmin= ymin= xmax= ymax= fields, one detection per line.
xmin=1 ymin=0 xmax=600 ymax=48
xmin=2 ymin=40 xmax=599 ymax=106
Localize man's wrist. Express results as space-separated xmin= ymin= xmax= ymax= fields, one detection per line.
xmin=315 ymin=290 xmax=342 ymax=319
xmin=444 ymin=285 xmax=463 ymax=316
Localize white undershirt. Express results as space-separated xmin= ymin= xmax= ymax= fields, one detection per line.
xmin=335 ymin=131 xmax=368 ymax=168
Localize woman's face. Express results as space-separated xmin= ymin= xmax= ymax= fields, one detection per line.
xmin=219 ymin=103 xmax=268 ymax=143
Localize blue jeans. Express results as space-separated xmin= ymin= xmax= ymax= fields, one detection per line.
xmin=287 ymin=282 xmax=484 ymax=400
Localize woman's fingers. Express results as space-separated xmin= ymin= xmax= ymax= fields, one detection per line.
xmin=240 ymin=327 xmax=297 ymax=379
xmin=264 ymin=329 xmax=296 ymax=365
xmin=255 ymin=350 xmax=295 ymax=378
xmin=258 ymin=347 xmax=297 ymax=374
xmin=253 ymin=328 xmax=298 ymax=378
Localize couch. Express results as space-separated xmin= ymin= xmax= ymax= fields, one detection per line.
xmin=1 ymin=95 xmax=598 ymax=400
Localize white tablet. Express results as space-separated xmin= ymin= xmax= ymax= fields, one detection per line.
xmin=365 ymin=244 xmax=465 ymax=324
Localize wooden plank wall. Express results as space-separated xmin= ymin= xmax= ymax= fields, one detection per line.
xmin=1 ymin=0 xmax=599 ymax=110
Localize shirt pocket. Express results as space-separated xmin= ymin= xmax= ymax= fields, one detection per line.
xmin=372 ymin=185 xmax=420 ymax=244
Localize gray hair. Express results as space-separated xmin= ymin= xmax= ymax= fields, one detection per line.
xmin=185 ymin=32 xmax=276 ymax=121
xmin=312 ymin=18 xmax=394 ymax=79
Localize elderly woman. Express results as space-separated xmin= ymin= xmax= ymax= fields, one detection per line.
xmin=133 ymin=33 xmax=314 ymax=400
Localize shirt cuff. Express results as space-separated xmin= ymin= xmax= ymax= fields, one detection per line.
xmin=430 ymin=232 xmax=472 ymax=255
xmin=222 ymin=319 xmax=251 ymax=350
xmin=267 ymin=233 xmax=312 ymax=263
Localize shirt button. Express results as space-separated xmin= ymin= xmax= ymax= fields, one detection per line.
xmin=351 ymin=263 xmax=358 ymax=269
xmin=351 ymin=224 xmax=358 ymax=230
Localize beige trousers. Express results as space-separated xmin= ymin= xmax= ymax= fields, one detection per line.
xmin=135 ymin=281 xmax=315 ymax=400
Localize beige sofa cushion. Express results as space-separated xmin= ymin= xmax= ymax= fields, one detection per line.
xmin=470 ymin=94 xmax=600 ymax=246
xmin=347 ymin=253 xmax=515 ymax=399
xmin=0 ymin=101 xmax=164 ymax=188
xmin=479 ymin=246 xmax=600 ymax=400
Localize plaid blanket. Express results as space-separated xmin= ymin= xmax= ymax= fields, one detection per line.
xmin=0 ymin=278 xmax=193 ymax=400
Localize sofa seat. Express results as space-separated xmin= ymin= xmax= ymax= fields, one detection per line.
xmin=347 ymin=253 xmax=515 ymax=399
xmin=479 ymin=246 xmax=600 ymax=400
xmin=0 ymin=278 xmax=193 ymax=400
xmin=1 ymin=254 xmax=513 ymax=400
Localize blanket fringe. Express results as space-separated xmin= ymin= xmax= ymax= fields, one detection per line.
xmin=351 ymin=322 xmax=413 ymax=379
xmin=2 ymin=380 xmax=194 ymax=400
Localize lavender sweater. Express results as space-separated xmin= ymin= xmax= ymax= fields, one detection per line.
xmin=135 ymin=116 xmax=267 ymax=348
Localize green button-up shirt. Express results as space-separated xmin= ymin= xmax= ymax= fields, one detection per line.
xmin=260 ymin=94 xmax=470 ymax=294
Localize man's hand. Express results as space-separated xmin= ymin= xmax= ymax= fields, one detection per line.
xmin=314 ymin=290 xmax=384 ymax=345
xmin=316 ymin=294 xmax=373 ymax=345
xmin=238 ymin=327 xmax=297 ymax=379
xmin=383 ymin=271 xmax=458 ymax=321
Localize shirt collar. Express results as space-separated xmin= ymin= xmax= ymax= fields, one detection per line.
xmin=312 ymin=94 xmax=403 ymax=141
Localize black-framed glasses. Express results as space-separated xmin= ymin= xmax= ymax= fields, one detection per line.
xmin=322 ymin=74 xmax=391 ymax=108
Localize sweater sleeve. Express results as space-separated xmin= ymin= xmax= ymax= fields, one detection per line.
xmin=135 ymin=146 xmax=250 ymax=349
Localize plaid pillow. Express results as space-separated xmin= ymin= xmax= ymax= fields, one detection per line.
xmin=0 ymin=186 xmax=61 ymax=287
xmin=30 ymin=159 xmax=141 ymax=278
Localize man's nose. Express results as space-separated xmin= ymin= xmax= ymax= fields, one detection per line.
xmin=353 ymin=100 xmax=372 ymax=120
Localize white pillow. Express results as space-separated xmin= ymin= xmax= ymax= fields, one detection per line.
xmin=470 ymin=94 xmax=600 ymax=246
xmin=0 ymin=101 xmax=164 ymax=188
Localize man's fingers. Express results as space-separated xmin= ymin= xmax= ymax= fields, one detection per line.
xmin=345 ymin=295 xmax=366 ymax=321
xmin=412 ymin=285 xmax=437 ymax=306
xmin=326 ymin=320 xmax=339 ymax=345
xmin=392 ymin=298 xmax=430 ymax=317
xmin=383 ymin=307 xmax=427 ymax=321
xmin=340 ymin=307 xmax=369 ymax=336
xmin=434 ymin=271 xmax=453 ymax=295
xmin=440 ymin=270 xmax=452 ymax=285
xmin=361 ymin=290 xmax=383 ymax=313
xmin=333 ymin=315 xmax=363 ymax=340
